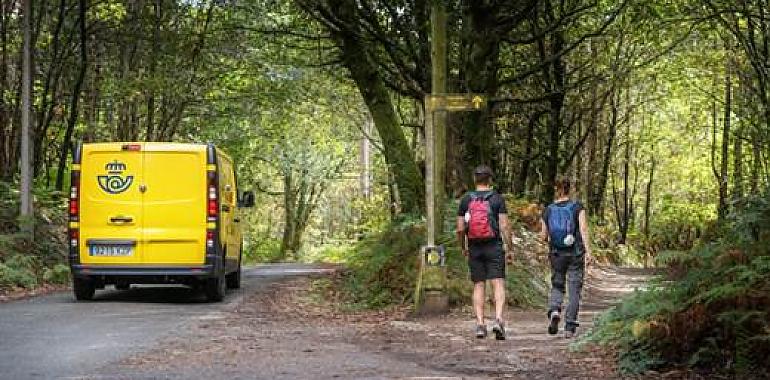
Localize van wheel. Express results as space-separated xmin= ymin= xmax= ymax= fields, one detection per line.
xmin=226 ymin=260 xmax=241 ymax=289
xmin=205 ymin=269 xmax=226 ymax=302
xmin=73 ymin=278 xmax=95 ymax=301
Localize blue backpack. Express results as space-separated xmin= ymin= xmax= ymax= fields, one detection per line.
xmin=546 ymin=201 xmax=579 ymax=250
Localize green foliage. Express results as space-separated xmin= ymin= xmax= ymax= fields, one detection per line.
xmin=337 ymin=217 xmax=424 ymax=309
xmin=330 ymin=210 xmax=547 ymax=310
xmin=582 ymin=187 xmax=770 ymax=375
xmin=243 ymin=238 xmax=283 ymax=264
xmin=1 ymin=181 xmax=69 ymax=290
xmin=0 ymin=255 xmax=39 ymax=289
xmin=43 ymin=264 xmax=71 ymax=285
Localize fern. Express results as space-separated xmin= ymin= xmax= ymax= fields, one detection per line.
xmin=583 ymin=186 xmax=770 ymax=375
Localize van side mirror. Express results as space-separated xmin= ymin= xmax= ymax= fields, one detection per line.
xmin=240 ymin=190 xmax=255 ymax=208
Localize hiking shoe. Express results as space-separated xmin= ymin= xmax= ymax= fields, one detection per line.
xmin=565 ymin=325 xmax=577 ymax=339
xmin=492 ymin=319 xmax=506 ymax=340
xmin=548 ymin=311 xmax=561 ymax=335
xmin=475 ymin=324 xmax=487 ymax=339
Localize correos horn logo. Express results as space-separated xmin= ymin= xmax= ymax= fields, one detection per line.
xmin=98 ymin=160 xmax=134 ymax=194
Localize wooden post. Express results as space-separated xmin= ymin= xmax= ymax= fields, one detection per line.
xmin=20 ymin=0 xmax=34 ymax=226
xmin=431 ymin=1 xmax=447 ymax=237
xmin=416 ymin=0 xmax=449 ymax=315
xmin=425 ymin=106 xmax=436 ymax=246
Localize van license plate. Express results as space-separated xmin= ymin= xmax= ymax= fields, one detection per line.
xmin=89 ymin=245 xmax=133 ymax=257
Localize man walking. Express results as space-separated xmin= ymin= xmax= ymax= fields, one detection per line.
xmin=456 ymin=165 xmax=514 ymax=340
xmin=540 ymin=176 xmax=593 ymax=338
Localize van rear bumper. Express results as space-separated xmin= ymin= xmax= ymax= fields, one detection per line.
xmin=71 ymin=264 xmax=215 ymax=278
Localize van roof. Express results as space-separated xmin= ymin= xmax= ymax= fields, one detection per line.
xmin=80 ymin=142 xmax=232 ymax=162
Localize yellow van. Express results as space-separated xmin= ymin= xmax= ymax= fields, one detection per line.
xmin=67 ymin=142 xmax=254 ymax=302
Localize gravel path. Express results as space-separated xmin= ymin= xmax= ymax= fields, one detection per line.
xmin=80 ymin=266 xmax=659 ymax=380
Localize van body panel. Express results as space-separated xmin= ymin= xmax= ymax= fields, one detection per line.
xmin=142 ymin=146 xmax=207 ymax=264
xmin=216 ymin=151 xmax=240 ymax=266
xmin=79 ymin=143 xmax=145 ymax=265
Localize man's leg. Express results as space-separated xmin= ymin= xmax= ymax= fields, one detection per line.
xmin=491 ymin=278 xmax=506 ymax=321
xmin=565 ymin=255 xmax=585 ymax=336
xmin=472 ymin=281 xmax=486 ymax=325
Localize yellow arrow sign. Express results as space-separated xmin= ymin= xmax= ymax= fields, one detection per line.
xmin=426 ymin=94 xmax=487 ymax=112
xmin=472 ymin=95 xmax=483 ymax=109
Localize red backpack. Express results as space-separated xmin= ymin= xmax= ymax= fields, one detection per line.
xmin=465 ymin=191 xmax=498 ymax=240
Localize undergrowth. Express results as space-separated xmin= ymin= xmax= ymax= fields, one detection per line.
xmin=580 ymin=187 xmax=770 ymax=376
xmin=331 ymin=213 xmax=547 ymax=310
xmin=0 ymin=181 xmax=69 ymax=291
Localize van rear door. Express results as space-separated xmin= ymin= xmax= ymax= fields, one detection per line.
xmin=142 ymin=143 xmax=207 ymax=265
xmin=79 ymin=143 xmax=145 ymax=265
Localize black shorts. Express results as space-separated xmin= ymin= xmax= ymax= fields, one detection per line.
xmin=468 ymin=240 xmax=505 ymax=283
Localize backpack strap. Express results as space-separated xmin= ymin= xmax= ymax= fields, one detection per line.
xmin=565 ymin=201 xmax=581 ymax=255
xmin=485 ymin=191 xmax=500 ymax=237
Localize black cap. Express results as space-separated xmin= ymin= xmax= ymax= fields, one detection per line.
xmin=474 ymin=165 xmax=493 ymax=176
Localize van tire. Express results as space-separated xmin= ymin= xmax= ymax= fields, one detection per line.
xmin=205 ymin=269 xmax=226 ymax=302
xmin=226 ymin=261 xmax=241 ymax=289
xmin=73 ymin=278 xmax=95 ymax=301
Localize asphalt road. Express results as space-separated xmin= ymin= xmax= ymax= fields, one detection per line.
xmin=0 ymin=264 xmax=335 ymax=380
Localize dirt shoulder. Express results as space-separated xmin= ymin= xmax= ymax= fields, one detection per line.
xmin=0 ymin=283 xmax=69 ymax=303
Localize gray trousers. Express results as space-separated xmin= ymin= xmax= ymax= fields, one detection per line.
xmin=547 ymin=251 xmax=585 ymax=327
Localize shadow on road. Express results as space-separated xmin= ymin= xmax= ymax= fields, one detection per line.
xmin=86 ymin=285 xmax=214 ymax=304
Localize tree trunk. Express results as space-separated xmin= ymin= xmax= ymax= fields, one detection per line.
xmin=751 ymin=132 xmax=762 ymax=193
xmin=515 ymin=111 xmax=543 ymax=196
xmin=643 ymin=156 xmax=655 ymax=237
xmin=619 ymin=122 xmax=631 ymax=244
xmin=733 ymin=127 xmax=743 ymax=200
xmin=0 ymin=2 xmax=10 ymax=180
xmin=458 ymin=1 xmax=501 ymax=187
xmin=336 ymin=31 xmax=424 ymax=214
xmin=20 ymin=0 xmax=33 ymax=218
xmin=717 ymin=62 xmax=731 ymax=221
xmin=280 ymin=171 xmax=296 ymax=257
xmin=145 ymin=0 xmax=161 ymax=141
xmin=590 ymin=89 xmax=619 ymax=219
xmin=55 ymin=0 xmax=88 ymax=191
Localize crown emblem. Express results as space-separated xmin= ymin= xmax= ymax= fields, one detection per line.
xmin=105 ymin=160 xmax=127 ymax=173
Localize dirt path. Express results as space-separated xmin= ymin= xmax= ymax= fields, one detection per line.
xmin=84 ymin=266 xmax=657 ymax=380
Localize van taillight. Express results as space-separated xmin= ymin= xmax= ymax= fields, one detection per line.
xmin=69 ymin=169 xmax=80 ymax=254
xmin=70 ymin=229 xmax=79 ymax=248
xmin=208 ymin=199 xmax=217 ymax=216
xmin=208 ymin=187 xmax=218 ymax=217
xmin=206 ymin=230 xmax=215 ymax=248
xmin=69 ymin=186 xmax=79 ymax=216
xmin=206 ymin=170 xmax=218 ymax=252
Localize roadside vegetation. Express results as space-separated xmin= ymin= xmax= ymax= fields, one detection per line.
xmin=0 ymin=184 xmax=69 ymax=293
xmin=580 ymin=188 xmax=770 ymax=376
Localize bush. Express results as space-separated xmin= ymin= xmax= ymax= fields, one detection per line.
xmin=0 ymin=255 xmax=39 ymax=289
xmin=581 ymin=187 xmax=770 ymax=376
xmin=335 ymin=213 xmax=547 ymax=310
xmin=43 ymin=264 xmax=71 ymax=285
xmin=340 ymin=217 xmax=424 ymax=308
xmin=1 ymin=181 xmax=69 ymax=291
xmin=243 ymin=237 xmax=283 ymax=263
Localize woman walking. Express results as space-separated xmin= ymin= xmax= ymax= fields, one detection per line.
xmin=540 ymin=177 xmax=593 ymax=338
